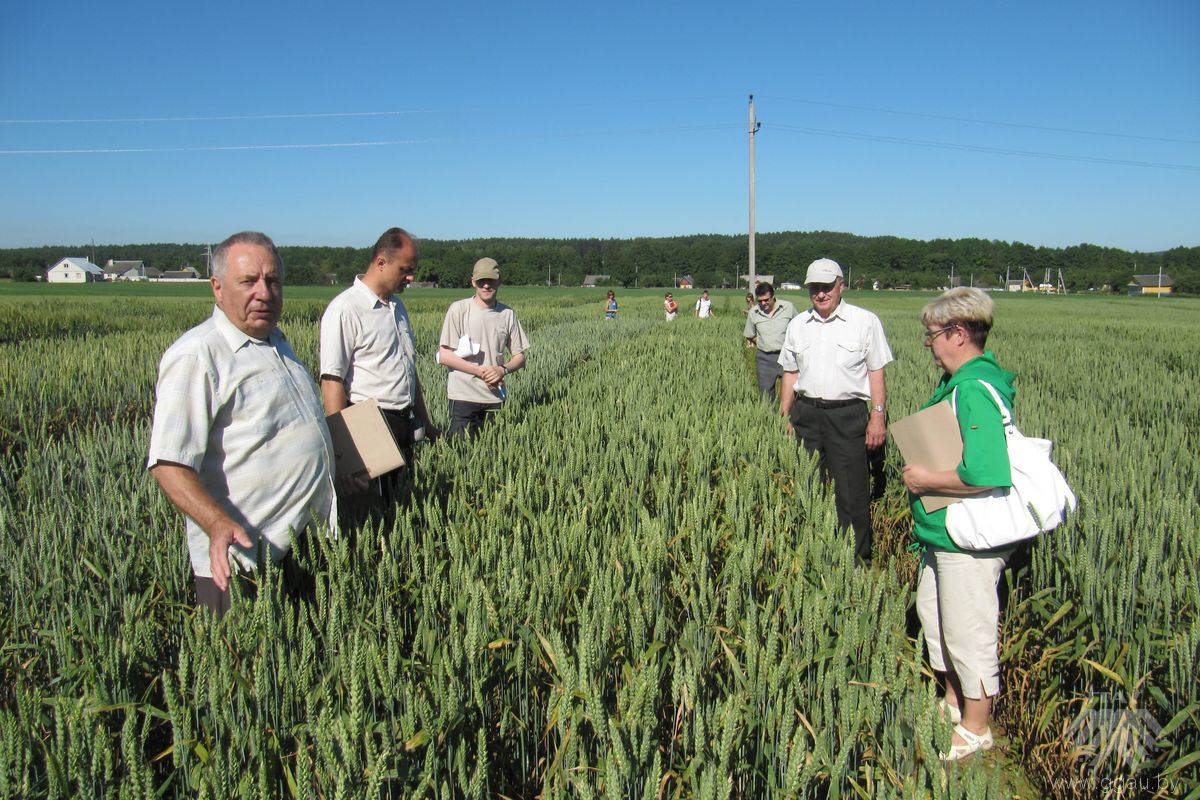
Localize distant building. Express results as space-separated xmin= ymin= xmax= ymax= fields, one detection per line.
xmin=582 ymin=274 xmax=611 ymax=287
xmin=159 ymin=266 xmax=203 ymax=281
xmin=104 ymin=259 xmax=144 ymax=281
xmin=779 ymin=281 xmax=804 ymax=291
xmin=1128 ymin=274 xmax=1174 ymax=296
xmin=677 ymin=274 xmax=695 ymax=289
xmin=47 ymin=257 xmax=105 ymax=283
xmin=741 ymin=273 xmax=775 ymax=290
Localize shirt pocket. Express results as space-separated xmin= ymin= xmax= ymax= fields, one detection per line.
xmin=836 ymin=341 xmax=866 ymax=372
xmin=784 ymin=341 xmax=811 ymax=372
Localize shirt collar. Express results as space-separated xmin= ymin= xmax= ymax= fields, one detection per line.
xmin=352 ymin=275 xmax=392 ymax=308
xmin=804 ymin=302 xmax=845 ymax=323
xmin=211 ymin=305 xmax=283 ymax=351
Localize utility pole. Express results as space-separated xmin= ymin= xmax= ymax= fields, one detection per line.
xmin=748 ymin=94 xmax=761 ymax=293
xmin=202 ymin=244 xmax=213 ymax=277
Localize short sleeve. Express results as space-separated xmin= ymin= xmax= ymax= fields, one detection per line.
xmin=439 ymin=302 xmax=463 ymax=349
xmin=318 ymin=302 xmax=352 ymax=380
xmin=955 ymin=382 xmax=1013 ymax=488
xmin=147 ymin=351 xmax=215 ymax=471
xmin=777 ymin=319 xmax=800 ymax=372
xmin=864 ymin=313 xmax=894 ymax=371
xmin=743 ymin=314 xmax=756 ymax=339
xmin=507 ymin=313 xmax=530 ymax=355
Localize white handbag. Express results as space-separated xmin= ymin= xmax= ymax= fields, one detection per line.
xmin=944 ymin=380 xmax=1076 ymax=550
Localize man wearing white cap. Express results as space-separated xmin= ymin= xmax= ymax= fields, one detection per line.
xmin=438 ymin=257 xmax=530 ymax=438
xmin=778 ymin=258 xmax=893 ymax=564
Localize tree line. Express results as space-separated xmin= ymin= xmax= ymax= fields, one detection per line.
xmin=4 ymin=231 xmax=1197 ymax=293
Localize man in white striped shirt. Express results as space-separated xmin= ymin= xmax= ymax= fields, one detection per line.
xmin=148 ymin=231 xmax=336 ymax=615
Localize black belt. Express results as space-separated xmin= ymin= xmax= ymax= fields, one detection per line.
xmin=758 ymin=349 xmax=781 ymax=355
xmin=796 ymin=395 xmax=861 ymax=409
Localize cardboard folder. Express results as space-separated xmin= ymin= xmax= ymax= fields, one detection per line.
xmin=889 ymin=401 xmax=963 ymax=513
xmin=325 ymin=398 xmax=405 ymax=479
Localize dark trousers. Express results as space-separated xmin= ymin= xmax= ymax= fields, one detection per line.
xmin=194 ymin=552 xmax=313 ymax=618
xmin=447 ymin=399 xmax=501 ymax=439
xmin=789 ymin=398 xmax=874 ymax=563
xmin=340 ymin=408 xmax=415 ymax=529
xmin=755 ymin=349 xmax=784 ymax=401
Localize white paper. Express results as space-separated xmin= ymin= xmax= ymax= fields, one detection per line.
xmin=454 ymin=335 xmax=479 ymax=357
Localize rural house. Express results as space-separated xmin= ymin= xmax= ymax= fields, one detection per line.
xmin=46 ymin=257 xmax=105 ymax=283
xmin=1127 ymin=274 xmax=1174 ymax=296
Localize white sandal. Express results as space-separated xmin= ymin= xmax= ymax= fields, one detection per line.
xmin=940 ymin=724 xmax=994 ymax=762
xmin=937 ymin=698 xmax=962 ymax=724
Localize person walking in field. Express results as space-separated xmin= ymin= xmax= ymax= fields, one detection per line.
xmin=902 ymin=287 xmax=1015 ymax=761
xmin=438 ymin=258 xmax=530 ymax=438
xmin=694 ymin=290 xmax=714 ymax=318
xmin=664 ymin=292 xmax=679 ymax=321
xmin=779 ymin=258 xmax=892 ymax=565
xmin=147 ymin=231 xmax=335 ymax=616
xmin=319 ymin=227 xmax=438 ymax=520
xmin=744 ymin=282 xmax=796 ymax=401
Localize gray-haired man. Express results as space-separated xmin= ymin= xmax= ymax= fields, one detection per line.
xmin=148 ymin=231 xmax=335 ymax=614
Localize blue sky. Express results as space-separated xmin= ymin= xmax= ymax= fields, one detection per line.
xmin=2 ymin=0 xmax=1196 ymax=252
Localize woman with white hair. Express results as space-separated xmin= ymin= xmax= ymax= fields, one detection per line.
xmin=902 ymin=287 xmax=1017 ymax=762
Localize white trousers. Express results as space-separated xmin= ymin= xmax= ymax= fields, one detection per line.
xmin=916 ymin=547 xmax=1010 ymax=699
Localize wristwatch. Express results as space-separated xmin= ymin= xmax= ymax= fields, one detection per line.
xmin=872 ymin=403 xmax=886 ymax=413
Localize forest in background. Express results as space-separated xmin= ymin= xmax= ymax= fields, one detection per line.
xmin=3 ymin=230 xmax=1197 ymax=293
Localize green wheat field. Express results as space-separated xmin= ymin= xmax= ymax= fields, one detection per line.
xmin=1 ymin=283 xmax=1196 ymax=799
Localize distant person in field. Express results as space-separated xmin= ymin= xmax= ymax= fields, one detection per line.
xmin=743 ymin=292 xmax=754 ymax=315
xmin=779 ymin=258 xmax=892 ymax=565
xmin=604 ymin=290 xmax=619 ymax=320
xmin=902 ymin=287 xmax=1014 ymax=762
xmin=438 ymin=258 xmax=530 ymax=438
xmin=319 ymin=227 xmax=438 ymax=521
xmin=664 ymin=292 xmax=679 ymax=321
xmin=148 ymin=231 xmax=335 ymax=616
xmin=694 ymin=290 xmax=714 ymax=318
xmin=743 ymin=281 xmax=797 ymax=401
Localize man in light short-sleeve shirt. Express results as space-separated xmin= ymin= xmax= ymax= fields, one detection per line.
xmin=744 ymin=281 xmax=797 ymax=401
xmin=437 ymin=258 xmax=529 ymax=438
xmin=148 ymin=231 xmax=335 ymax=615
xmin=320 ymin=227 xmax=437 ymax=518
xmin=778 ymin=258 xmax=893 ymax=564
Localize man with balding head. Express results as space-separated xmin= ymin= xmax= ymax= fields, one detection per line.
xmin=320 ymin=227 xmax=438 ymax=516
xmin=148 ymin=231 xmax=336 ymax=615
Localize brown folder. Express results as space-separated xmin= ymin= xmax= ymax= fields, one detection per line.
xmin=325 ymin=398 xmax=405 ymax=479
xmin=889 ymin=400 xmax=963 ymax=512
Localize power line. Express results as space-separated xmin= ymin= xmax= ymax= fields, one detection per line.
xmin=0 ymin=110 xmax=436 ymax=124
xmin=769 ymin=122 xmax=1200 ymax=171
xmin=0 ymin=123 xmax=740 ymax=155
xmin=762 ymin=94 xmax=1200 ymax=146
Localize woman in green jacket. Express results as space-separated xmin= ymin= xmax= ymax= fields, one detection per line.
xmin=903 ymin=287 xmax=1016 ymax=762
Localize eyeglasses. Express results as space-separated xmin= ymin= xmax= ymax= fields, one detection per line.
xmin=924 ymin=324 xmax=958 ymax=343
xmin=808 ymin=282 xmax=837 ymax=294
